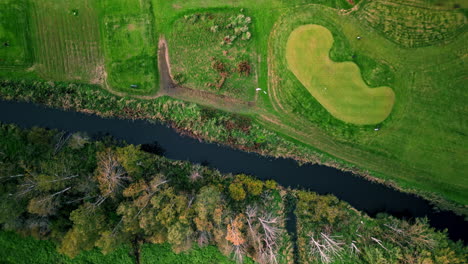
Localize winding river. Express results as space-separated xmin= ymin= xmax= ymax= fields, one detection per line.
xmin=0 ymin=99 xmax=466 ymax=242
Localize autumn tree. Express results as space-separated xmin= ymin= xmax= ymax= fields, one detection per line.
xmin=95 ymin=148 xmax=130 ymax=205
xmin=226 ymin=214 xmax=246 ymax=263
xmin=167 ymin=222 xmax=194 ymax=253
xmin=296 ymin=191 xmax=343 ymax=224
xmin=229 ymin=182 xmax=246 ymax=201
xmin=194 ymin=185 xmax=222 ymax=246
xmin=59 ymin=203 xmax=107 ymax=258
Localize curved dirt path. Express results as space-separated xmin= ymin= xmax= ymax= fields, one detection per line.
xmin=102 ymin=38 xmax=257 ymax=113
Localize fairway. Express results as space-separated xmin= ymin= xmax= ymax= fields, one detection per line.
xmin=286 ymin=24 xmax=395 ymax=125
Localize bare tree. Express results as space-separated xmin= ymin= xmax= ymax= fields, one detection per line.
xmin=258 ymin=214 xmax=280 ymax=264
xmin=95 ymin=149 xmax=130 ymax=204
xmin=383 ymin=220 xmax=436 ymax=249
xmin=53 ymin=131 xmax=72 ymax=155
xmin=350 ymin=241 xmax=360 ymax=255
xmin=308 ymin=232 xmax=344 ymax=264
xmin=371 ymin=237 xmax=388 ymax=251
xmin=245 ymin=206 xmax=281 ymax=264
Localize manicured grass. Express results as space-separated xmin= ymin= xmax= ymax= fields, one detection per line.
xmin=28 ymin=0 xmax=102 ymax=82
xmin=285 ymin=24 xmax=395 ymax=124
xmin=98 ymin=0 xmax=159 ymax=95
xmin=0 ymin=0 xmax=32 ymax=69
xmin=268 ymin=3 xmax=468 ymax=205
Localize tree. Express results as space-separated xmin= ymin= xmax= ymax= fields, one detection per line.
xmin=116 ymin=145 xmax=146 ymax=177
xmin=264 ymin=180 xmax=277 ymax=190
xmin=167 ymin=222 xmax=194 ymax=253
xmin=95 ymin=148 xmax=130 ymax=205
xmin=27 ymin=196 xmax=58 ymax=216
xmin=226 ymin=214 xmax=246 ymax=263
xmin=59 ymin=203 xmax=107 ymax=258
xmin=194 ymin=185 xmax=222 ymax=246
xmin=229 ymin=182 xmax=246 ymax=201
xmin=95 ymin=230 xmax=129 ymax=255
xmin=296 ymin=191 xmax=343 ymax=224
xmin=0 ymin=182 xmax=25 ymax=226
xmin=244 ymin=178 xmax=263 ymax=196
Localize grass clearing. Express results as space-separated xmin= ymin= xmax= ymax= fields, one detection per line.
xmin=167 ymin=11 xmax=257 ymax=101
xmin=0 ymin=230 xmax=239 ymax=264
xmin=286 ymin=24 xmax=395 ymax=124
xmin=29 ymin=0 xmax=102 ymax=82
xmin=0 ymin=0 xmax=32 ymax=69
xmin=359 ymin=0 xmax=467 ymax=47
xmin=99 ymin=0 xmax=158 ymax=95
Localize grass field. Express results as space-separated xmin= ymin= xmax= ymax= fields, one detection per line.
xmin=359 ymin=0 xmax=467 ymax=47
xmin=285 ymin=24 xmax=395 ymax=124
xmin=98 ymin=0 xmax=159 ymax=95
xmin=167 ymin=11 xmax=258 ymax=100
xmin=29 ymin=0 xmax=102 ymax=82
xmin=0 ymin=0 xmax=33 ymax=69
xmin=0 ymin=231 xmax=242 ymax=264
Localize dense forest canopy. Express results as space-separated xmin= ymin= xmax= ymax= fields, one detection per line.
xmin=0 ymin=123 xmax=466 ymax=263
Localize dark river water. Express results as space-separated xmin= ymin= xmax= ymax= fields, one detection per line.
xmin=0 ymin=99 xmax=466 ymax=242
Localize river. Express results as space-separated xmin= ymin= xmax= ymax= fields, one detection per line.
xmin=0 ymin=99 xmax=466 ymax=242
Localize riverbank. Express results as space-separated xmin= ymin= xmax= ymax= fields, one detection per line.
xmin=2 ymin=0 xmax=466 ymax=231
xmin=1 ymin=78 xmax=466 ymax=220
xmin=0 ymin=101 xmax=467 ymax=244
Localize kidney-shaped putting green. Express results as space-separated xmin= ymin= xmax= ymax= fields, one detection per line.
xmin=286 ymin=25 xmax=395 ymax=125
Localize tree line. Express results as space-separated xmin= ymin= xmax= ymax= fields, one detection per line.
xmin=0 ymin=123 xmax=465 ymax=263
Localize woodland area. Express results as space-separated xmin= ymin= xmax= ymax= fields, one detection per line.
xmin=0 ymin=123 xmax=466 ymax=263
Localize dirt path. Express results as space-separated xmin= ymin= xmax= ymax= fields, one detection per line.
xmin=157 ymin=38 xmax=259 ymax=113
xmin=100 ymin=37 xmax=258 ymax=113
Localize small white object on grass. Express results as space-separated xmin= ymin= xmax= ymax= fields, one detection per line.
xmin=357 ymin=36 xmax=361 ymax=40
xmin=256 ymin=88 xmax=262 ymax=91
xmin=263 ymin=91 xmax=267 ymax=94
xmin=374 ymin=128 xmax=380 ymax=131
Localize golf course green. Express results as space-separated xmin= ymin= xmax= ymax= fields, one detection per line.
xmin=286 ymin=24 xmax=395 ymax=124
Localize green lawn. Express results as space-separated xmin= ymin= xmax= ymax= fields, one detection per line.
xmin=285 ymin=24 xmax=395 ymax=124
xmin=28 ymin=0 xmax=103 ymax=82
xmin=0 ymin=0 xmax=32 ymax=69
xmin=98 ymin=0 xmax=159 ymax=95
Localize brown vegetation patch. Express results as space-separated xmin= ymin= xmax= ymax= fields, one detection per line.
xmin=127 ymin=24 xmax=136 ymax=31
xmin=237 ymin=61 xmax=251 ymax=76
